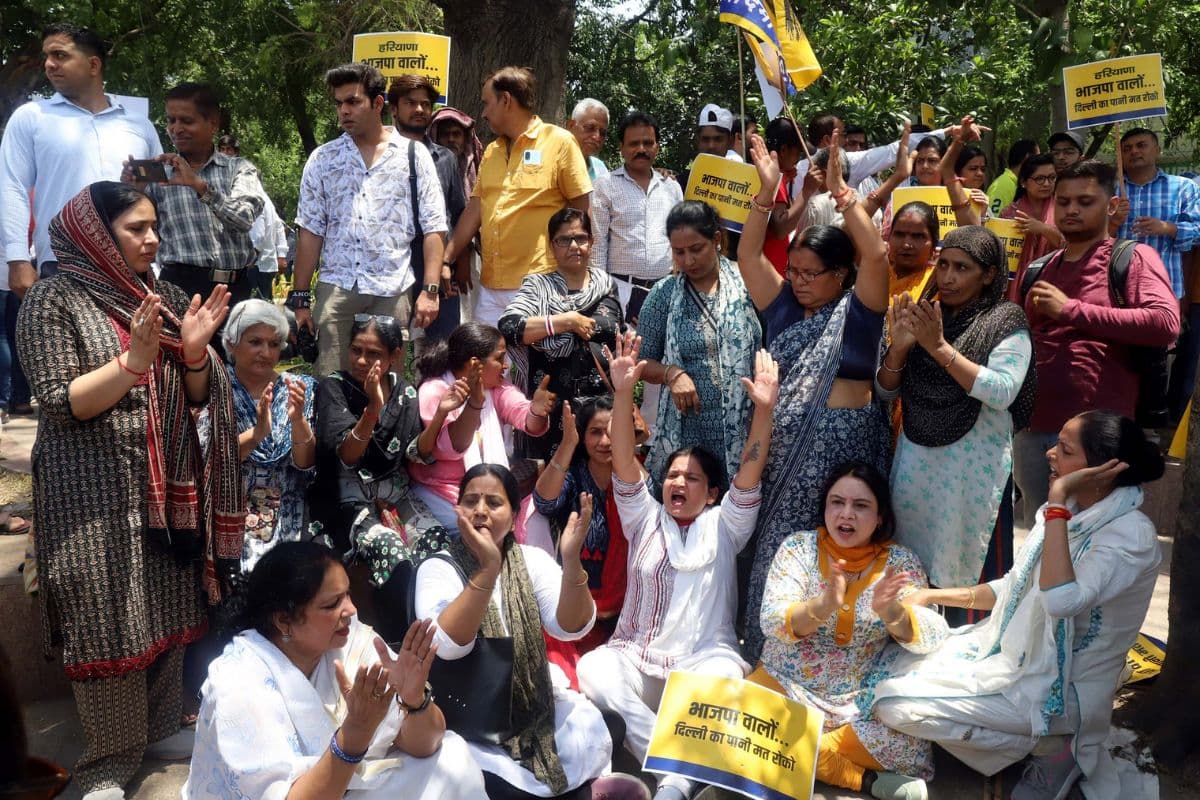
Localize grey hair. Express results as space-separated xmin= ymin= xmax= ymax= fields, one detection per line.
xmin=812 ymin=147 xmax=851 ymax=180
xmin=571 ymin=98 xmax=609 ymax=122
xmin=222 ymin=298 xmax=289 ymax=361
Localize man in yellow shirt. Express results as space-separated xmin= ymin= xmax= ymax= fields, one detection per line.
xmin=443 ymin=66 xmax=592 ymax=326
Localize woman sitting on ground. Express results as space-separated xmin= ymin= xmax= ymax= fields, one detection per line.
xmin=578 ymin=334 xmax=779 ymax=800
xmin=876 ymin=226 xmax=1035 ymax=624
xmin=414 ymin=463 xmax=647 ymax=800
xmin=498 ymin=207 xmax=622 ymax=462
xmin=409 ymin=322 xmax=556 ymax=529
xmin=752 ymin=462 xmax=948 ymax=800
xmin=873 ymin=411 xmax=1165 ymax=800
xmin=214 ymin=299 xmax=317 ymax=571
xmin=532 ymin=397 xmax=629 ymax=673
xmin=312 ymin=315 xmax=454 ymax=588
xmin=185 ymin=541 xmax=485 ymax=799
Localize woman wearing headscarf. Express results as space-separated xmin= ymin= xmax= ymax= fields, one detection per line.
xmin=16 ymin=181 xmax=240 ymax=799
xmin=876 ymin=225 xmax=1035 ymax=622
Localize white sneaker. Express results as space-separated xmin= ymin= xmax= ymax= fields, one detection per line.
xmin=81 ymin=788 xmax=125 ymax=800
xmin=145 ymin=726 xmax=195 ymax=760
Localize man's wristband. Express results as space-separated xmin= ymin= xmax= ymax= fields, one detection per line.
xmin=422 ymin=283 xmax=441 ymax=296
xmin=286 ymin=289 xmax=311 ymax=310
xmin=398 ymin=681 xmax=434 ymax=714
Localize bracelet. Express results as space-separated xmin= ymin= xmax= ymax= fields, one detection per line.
xmin=397 ymin=681 xmax=433 ymax=714
xmin=804 ymin=601 xmax=826 ymax=624
xmin=664 ymin=365 xmax=680 ymax=385
xmin=831 ymin=186 xmax=853 ymax=202
xmin=184 ymin=355 xmax=210 ymax=373
xmin=547 ymin=460 xmax=567 ymax=473
xmin=294 ymin=429 xmax=316 ymax=445
xmin=941 ymin=349 xmax=958 ymax=369
xmin=348 ymin=427 xmax=370 ymax=443
xmin=570 ymin=570 xmax=589 ymax=587
xmin=867 ymin=190 xmax=883 ymax=206
xmin=118 ymin=354 xmax=148 ymax=378
xmin=880 ymin=359 xmax=904 ymax=375
xmin=1044 ymin=505 xmax=1073 ymax=522
xmin=667 ymin=369 xmax=686 ymax=386
xmin=183 ymin=352 xmax=209 ymax=368
xmin=467 ymin=576 xmax=494 ymax=593
xmin=950 ymin=199 xmax=971 ymax=210
xmin=834 ymin=192 xmax=858 ymax=213
xmin=529 ymin=408 xmax=548 ymax=420
xmin=329 ymin=730 xmax=366 ymax=764
xmin=467 ymin=399 xmax=485 ymax=410
xmin=545 ymin=317 xmax=555 ymax=337
xmin=750 ymin=196 xmax=774 ymax=214
xmin=286 ymin=289 xmax=312 ymax=310
xmin=882 ymin=606 xmax=907 ymax=626
xmin=965 ymin=587 xmax=976 ymax=610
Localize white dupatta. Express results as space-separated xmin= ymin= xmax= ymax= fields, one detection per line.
xmin=447 ymin=370 xmax=508 ymax=470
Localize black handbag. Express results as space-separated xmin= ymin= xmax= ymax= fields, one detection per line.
xmin=407 ymin=552 xmax=517 ymax=744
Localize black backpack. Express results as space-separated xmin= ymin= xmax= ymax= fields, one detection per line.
xmin=1020 ymin=240 xmax=1170 ymax=429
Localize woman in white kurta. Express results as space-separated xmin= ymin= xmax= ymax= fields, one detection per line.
xmin=414 ymin=463 xmax=645 ymax=799
xmin=876 ymin=225 xmax=1035 ymax=597
xmin=185 ymin=541 xmax=484 ymax=800
xmin=576 ymin=336 xmax=779 ymax=800
xmin=872 ymin=411 xmax=1164 ymax=800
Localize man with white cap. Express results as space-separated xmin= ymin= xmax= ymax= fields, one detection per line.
xmin=677 ymin=103 xmax=737 ymax=192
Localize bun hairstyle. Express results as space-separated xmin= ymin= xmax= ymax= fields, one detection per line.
xmin=416 ymin=322 xmax=502 ymax=384
xmin=1076 ymin=410 xmax=1166 ymax=486
xmin=230 ymin=541 xmax=342 ymax=641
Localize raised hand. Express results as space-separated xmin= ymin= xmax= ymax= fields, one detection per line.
xmin=558 ymin=492 xmax=594 ymax=561
xmin=1048 ymin=458 xmax=1129 ymax=506
xmin=254 ymin=383 xmax=274 ymax=442
xmin=817 ymin=559 xmax=849 ymax=617
xmin=364 ymin=362 xmax=387 ymax=415
xmin=893 ymin=120 xmax=913 ymax=181
xmin=180 ymin=285 xmax=231 ymax=362
xmin=871 ymin=566 xmax=911 ymax=620
xmin=465 ymin=358 xmax=485 ymax=401
xmin=285 ymin=378 xmax=306 ymax=423
xmin=334 ymin=660 xmax=394 ymax=750
xmin=374 ymin=621 xmax=438 ymax=708
xmin=906 ymin=299 xmax=945 ymax=352
xmin=748 ymin=133 xmax=782 ymax=194
xmin=739 ymin=349 xmax=779 ymax=409
xmin=530 ymin=374 xmax=557 ymax=418
xmin=454 ymin=505 xmax=503 ymax=571
xmin=438 ymin=377 xmax=471 ymax=416
xmin=603 ymin=331 xmax=645 ymax=395
xmin=886 ymin=295 xmax=918 ymax=351
xmin=125 ymin=293 xmax=164 ymax=373
xmin=559 ymin=401 xmax=580 ymax=453
xmin=825 ymin=130 xmax=848 ymax=197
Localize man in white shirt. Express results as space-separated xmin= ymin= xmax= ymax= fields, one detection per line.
xmin=289 ymin=63 xmax=447 ymax=377
xmin=0 ymin=23 xmax=161 ymax=294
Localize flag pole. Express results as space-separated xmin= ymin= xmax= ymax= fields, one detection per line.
xmin=1113 ymin=122 xmax=1123 ymax=198
xmin=737 ymin=33 xmax=748 ymax=159
xmin=773 ymin=55 xmax=812 ymax=160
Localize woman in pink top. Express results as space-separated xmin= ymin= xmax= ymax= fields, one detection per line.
xmin=409 ymin=322 xmax=557 ymax=529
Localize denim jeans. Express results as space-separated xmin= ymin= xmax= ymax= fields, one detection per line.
xmin=1012 ymin=429 xmax=1059 ymax=529
xmin=0 ymin=290 xmax=29 ymax=409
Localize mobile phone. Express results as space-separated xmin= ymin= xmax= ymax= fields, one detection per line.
xmin=130 ymin=159 xmax=169 ymax=183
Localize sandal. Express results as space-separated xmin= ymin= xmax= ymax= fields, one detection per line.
xmin=0 ymin=514 xmax=30 ymax=535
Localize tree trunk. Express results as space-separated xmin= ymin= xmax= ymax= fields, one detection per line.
xmin=0 ymin=51 xmax=44 ymax=131
xmin=437 ymin=0 xmax=575 ymax=136
xmin=1022 ymin=0 xmax=1070 ymax=139
xmin=1127 ymin=391 xmax=1200 ymax=776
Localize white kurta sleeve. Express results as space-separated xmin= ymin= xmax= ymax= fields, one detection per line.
xmin=1040 ymin=514 xmax=1161 ymax=619
xmin=718 ymin=481 xmax=762 ymax=550
xmin=522 ymin=544 xmax=596 ymax=641
xmin=612 ymin=474 xmax=658 ymax=541
xmin=414 ymin=556 xmax=476 ymax=659
xmin=968 ymin=330 xmax=1032 ymax=411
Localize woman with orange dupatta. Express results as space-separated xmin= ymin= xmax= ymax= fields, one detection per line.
xmin=999 ymin=153 xmax=1066 ymax=299
xmin=16 ymin=181 xmax=241 ymax=799
xmin=748 ymin=462 xmax=948 ymax=800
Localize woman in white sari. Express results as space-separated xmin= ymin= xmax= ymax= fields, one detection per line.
xmin=184 ymin=541 xmax=484 ymax=800
xmin=872 ymin=411 xmax=1165 ymax=800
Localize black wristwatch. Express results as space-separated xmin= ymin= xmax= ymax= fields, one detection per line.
xmin=286 ymin=289 xmax=311 ymax=310
xmin=397 ymin=681 xmax=433 ymax=714
xmin=422 ymin=283 xmax=441 ymax=296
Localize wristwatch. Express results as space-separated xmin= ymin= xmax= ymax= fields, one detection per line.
xmin=422 ymin=283 xmax=441 ymax=296
xmin=286 ymin=289 xmax=312 ymax=310
xmin=397 ymin=681 xmax=433 ymax=714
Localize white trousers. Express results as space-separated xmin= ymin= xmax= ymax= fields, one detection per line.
xmin=577 ymin=646 xmax=745 ymax=797
xmin=875 ymin=693 xmax=1077 ymax=777
xmin=474 ymin=286 xmax=520 ymax=328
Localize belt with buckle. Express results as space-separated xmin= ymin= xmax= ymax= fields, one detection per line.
xmin=611 ymin=274 xmax=658 ymax=289
xmin=210 ymin=267 xmax=244 ymax=284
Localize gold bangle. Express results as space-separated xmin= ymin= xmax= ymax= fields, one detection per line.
xmin=883 ymin=607 xmax=906 ymax=626
xmin=941 ymin=349 xmax=958 ymax=370
xmin=547 ymin=460 xmax=567 ymax=473
xmin=571 ymin=570 xmax=589 ymax=587
xmin=965 ymin=586 xmax=976 ymax=610
xmin=804 ymin=601 xmax=825 ymax=624
xmin=750 ymin=196 xmax=774 ymax=214
xmin=348 ymin=428 xmax=369 ymax=443
xmin=880 ymin=359 xmax=904 ymax=375
xmin=467 ymin=577 xmax=494 ymax=593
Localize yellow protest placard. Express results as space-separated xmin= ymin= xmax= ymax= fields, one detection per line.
xmin=892 ymin=186 xmax=957 ymax=244
xmin=1169 ymin=401 xmax=1190 ymax=460
xmin=1063 ymin=54 xmax=1166 ymax=131
xmin=352 ymin=32 xmax=452 ymax=103
xmin=684 ymin=154 xmax=763 ymax=233
xmin=644 ymin=671 xmax=823 ymax=800
xmin=920 ymin=103 xmax=936 ymax=128
xmin=1123 ymin=633 xmax=1166 ymax=684
xmin=984 ymin=218 xmax=1026 ymax=278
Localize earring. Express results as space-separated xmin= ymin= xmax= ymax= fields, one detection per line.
xmin=282 ymin=630 xmax=292 ymax=643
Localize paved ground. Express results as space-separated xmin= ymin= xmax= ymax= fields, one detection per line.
xmin=4 ymin=410 xmax=1178 ymax=799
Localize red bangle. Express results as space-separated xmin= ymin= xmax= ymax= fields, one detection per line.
xmin=118 ymin=354 xmax=148 ymax=378
xmin=832 ymin=186 xmax=853 ymax=202
xmin=1044 ymin=506 xmax=1072 ymax=522
xmin=184 ymin=353 xmax=209 ymax=368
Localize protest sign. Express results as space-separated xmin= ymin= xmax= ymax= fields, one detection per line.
xmin=352 ymin=32 xmax=452 ymax=103
xmin=985 ymin=218 xmax=1026 ymax=277
xmin=644 ymin=671 xmax=823 ymax=800
xmin=1170 ymin=402 xmax=1189 ymax=460
xmin=920 ymin=103 xmax=936 ymax=128
xmin=684 ymin=154 xmax=763 ymax=233
xmin=1063 ymin=54 xmax=1166 ymax=131
xmin=1123 ymin=633 xmax=1166 ymax=684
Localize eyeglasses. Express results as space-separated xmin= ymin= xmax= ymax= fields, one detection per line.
xmin=552 ymin=235 xmax=591 ymax=249
xmin=1029 ymin=175 xmax=1057 ymax=186
xmin=785 ymin=267 xmax=832 ymax=283
xmin=579 ymin=122 xmax=607 ymax=137
xmin=354 ymin=313 xmax=399 ymax=327
xmin=1050 ymin=147 xmax=1080 ymax=157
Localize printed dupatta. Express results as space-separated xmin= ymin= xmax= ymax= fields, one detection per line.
xmin=49 ymin=185 xmax=244 ymax=603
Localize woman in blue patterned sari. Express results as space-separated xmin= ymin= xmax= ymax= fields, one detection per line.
xmin=736 ymin=132 xmax=893 ymax=663
xmin=636 ymin=201 xmax=762 ymax=493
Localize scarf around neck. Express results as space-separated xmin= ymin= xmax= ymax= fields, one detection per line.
xmin=817 ymin=526 xmax=889 ymax=573
xmin=50 ymin=185 xmax=244 ymax=604
xmin=448 ymin=535 xmax=567 ymax=793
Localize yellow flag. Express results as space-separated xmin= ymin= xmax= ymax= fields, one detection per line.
xmin=741 ymin=0 xmax=822 ymax=93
